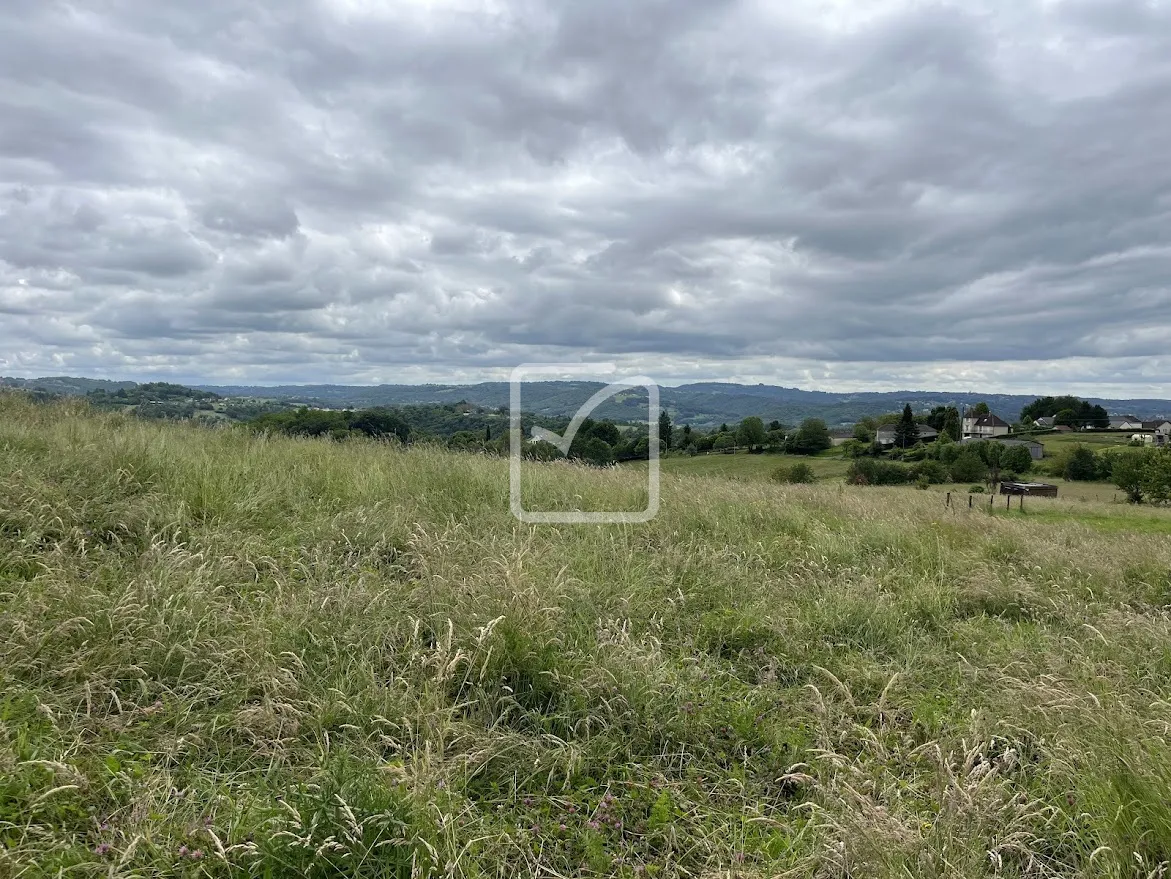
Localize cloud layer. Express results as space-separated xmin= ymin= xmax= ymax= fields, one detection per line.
xmin=2 ymin=0 xmax=1171 ymax=392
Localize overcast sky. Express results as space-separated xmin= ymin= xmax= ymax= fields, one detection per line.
xmin=2 ymin=0 xmax=1170 ymax=394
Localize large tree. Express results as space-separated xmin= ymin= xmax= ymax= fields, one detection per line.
xmin=1020 ymin=396 xmax=1110 ymax=429
xmin=737 ymin=416 xmax=766 ymax=448
xmin=788 ymin=418 xmax=832 ymax=455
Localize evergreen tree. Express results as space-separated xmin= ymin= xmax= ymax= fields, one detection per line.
xmin=943 ymin=407 xmax=961 ymax=441
xmin=894 ymin=404 xmax=920 ymax=449
xmin=658 ymin=409 xmax=673 ymax=451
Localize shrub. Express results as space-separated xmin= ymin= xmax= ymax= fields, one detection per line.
xmin=846 ymin=458 xmax=912 ymax=486
xmin=1063 ymin=445 xmax=1099 ymax=481
xmin=773 ymin=462 xmax=816 ymax=484
xmin=1110 ymin=448 xmax=1171 ymax=503
xmin=969 ymin=485 xmax=985 ymax=493
xmin=909 ymin=460 xmax=949 ymax=485
xmin=839 ymin=439 xmax=870 ymax=458
xmin=949 ymin=450 xmax=987 ymax=483
xmin=902 ymin=442 xmax=928 ymax=462
xmin=915 ymin=475 xmax=931 ymax=490
xmin=1001 ymin=444 xmax=1035 ymax=473
xmin=935 ymin=442 xmax=963 ymax=466
xmin=1111 ymin=449 xmax=1147 ymax=503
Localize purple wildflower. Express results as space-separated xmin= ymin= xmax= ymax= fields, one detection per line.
xmin=95 ymin=843 xmax=113 ymax=856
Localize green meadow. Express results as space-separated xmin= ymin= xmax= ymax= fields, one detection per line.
xmin=4 ymin=392 xmax=1171 ymax=877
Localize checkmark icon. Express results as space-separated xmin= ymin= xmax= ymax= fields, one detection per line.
xmin=529 ymin=382 xmax=639 ymax=457
xmin=509 ymin=364 xmax=661 ymax=524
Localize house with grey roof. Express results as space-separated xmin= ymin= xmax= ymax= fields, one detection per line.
xmin=962 ymin=413 xmax=1011 ymax=439
xmin=875 ymin=423 xmax=938 ymax=448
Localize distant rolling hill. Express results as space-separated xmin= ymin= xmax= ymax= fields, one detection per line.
xmin=195 ymin=381 xmax=1171 ymax=428
xmin=6 ymin=375 xmax=1170 ymax=428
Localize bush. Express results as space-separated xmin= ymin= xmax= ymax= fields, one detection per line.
xmin=915 ymin=475 xmax=931 ymax=490
xmin=1062 ymin=445 xmax=1100 ymax=481
xmin=909 ymin=460 xmax=949 ymax=484
xmin=1001 ymin=444 xmax=1035 ymax=473
xmin=773 ymin=462 xmax=816 ymax=484
xmin=969 ymin=485 xmax=985 ymax=493
xmin=1110 ymin=448 xmax=1171 ymax=503
xmin=935 ymin=442 xmax=963 ymax=466
xmin=838 ymin=439 xmax=870 ymax=458
xmin=846 ymin=458 xmax=913 ymax=486
xmin=949 ymin=449 xmax=988 ymax=483
xmin=902 ymin=442 xmax=928 ymax=462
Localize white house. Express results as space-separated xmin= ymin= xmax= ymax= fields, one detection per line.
xmin=962 ymin=413 xmax=1011 ymax=439
xmin=1143 ymin=420 xmax=1171 ymax=447
xmin=1110 ymin=415 xmax=1144 ymax=430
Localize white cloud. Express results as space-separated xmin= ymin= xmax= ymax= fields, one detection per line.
xmin=1 ymin=0 xmax=1170 ymax=394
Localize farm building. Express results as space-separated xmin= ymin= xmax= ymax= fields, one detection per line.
xmin=875 ymin=423 xmax=939 ymax=448
xmin=829 ymin=428 xmax=857 ymax=447
xmin=999 ymin=481 xmax=1059 ymax=498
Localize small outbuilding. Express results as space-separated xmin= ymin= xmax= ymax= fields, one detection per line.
xmin=999 ymin=481 xmax=1059 ymax=498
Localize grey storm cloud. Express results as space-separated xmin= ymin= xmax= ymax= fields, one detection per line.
xmin=2 ymin=0 xmax=1171 ymax=392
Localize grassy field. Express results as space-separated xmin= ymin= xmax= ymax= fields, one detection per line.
xmin=4 ymin=393 xmax=1171 ymax=877
xmin=649 ymin=447 xmax=1131 ymax=503
xmin=1035 ymin=431 xmax=1138 ymax=453
xmin=926 ymin=480 xmax=1125 ymax=505
xmin=644 ymin=450 xmax=851 ymax=482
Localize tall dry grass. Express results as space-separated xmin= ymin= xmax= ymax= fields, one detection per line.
xmin=3 ymin=390 xmax=1171 ymax=877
